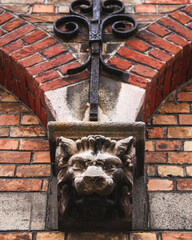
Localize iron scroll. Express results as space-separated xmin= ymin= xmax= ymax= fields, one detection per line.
xmin=53 ymin=0 xmax=138 ymax=121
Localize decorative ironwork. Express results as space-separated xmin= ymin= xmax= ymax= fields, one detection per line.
xmin=54 ymin=0 xmax=138 ymax=121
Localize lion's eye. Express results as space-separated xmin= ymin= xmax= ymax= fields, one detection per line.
xmin=72 ymin=161 xmax=85 ymax=170
xmin=104 ymin=163 xmax=116 ymax=171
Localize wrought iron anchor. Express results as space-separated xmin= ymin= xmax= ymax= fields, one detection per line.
xmin=54 ymin=0 xmax=138 ymax=121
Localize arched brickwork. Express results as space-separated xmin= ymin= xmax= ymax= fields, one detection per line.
xmin=0 ymin=5 xmax=191 ymax=126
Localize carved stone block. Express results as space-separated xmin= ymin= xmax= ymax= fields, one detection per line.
xmin=48 ymin=122 xmax=146 ymax=231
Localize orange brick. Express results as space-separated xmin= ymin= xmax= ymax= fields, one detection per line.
xmin=0 ymin=152 xmax=31 ymax=163
xmin=42 ymin=179 xmax=49 ymax=191
xmin=0 ymin=114 xmax=20 ymax=125
xmin=21 ymin=115 xmax=39 ymax=125
xmin=0 ymin=233 xmax=32 ymax=240
xmin=177 ymin=92 xmax=192 ymax=101
xmin=152 ymin=115 xmax=177 ymax=125
xmin=179 ymin=115 xmax=192 ymax=125
xmin=10 ymin=126 xmax=46 ymax=137
xmin=162 ymin=233 xmax=192 ymax=240
xmin=156 ymin=140 xmax=180 ymax=151
xmin=145 ymin=141 xmax=154 ymax=151
xmin=33 ymin=152 xmax=50 ymax=163
xmin=0 ymin=103 xmax=29 ymax=113
xmin=157 ymin=103 xmax=190 ymax=113
xmin=168 ymin=152 xmax=192 ymax=164
xmin=186 ymin=166 xmax=192 ymax=176
xmin=135 ymin=4 xmax=156 ymax=13
xmin=148 ymin=179 xmax=173 ymax=191
xmin=33 ymin=4 xmax=55 ymax=13
xmin=168 ymin=127 xmax=192 ymax=138
xmin=0 ymin=179 xmax=42 ymax=191
xmin=0 ymin=164 xmax=15 ymax=177
xmin=17 ymin=164 xmax=50 ymax=177
xmin=145 ymin=152 xmax=166 ymax=163
xmin=147 ymin=127 xmax=165 ymax=138
xmin=0 ymin=139 xmax=18 ymax=150
xmin=20 ymin=139 xmax=49 ymax=150
xmin=36 ymin=233 xmax=65 ymax=240
xmin=177 ymin=179 xmax=192 ymax=190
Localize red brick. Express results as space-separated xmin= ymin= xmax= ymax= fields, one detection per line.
xmin=33 ymin=4 xmax=55 ymax=13
xmin=135 ymin=4 xmax=156 ymax=13
xmin=117 ymin=47 xmax=164 ymax=70
xmin=22 ymin=29 xmax=47 ymax=44
xmin=33 ymin=152 xmax=50 ymax=163
xmin=147 ymin=127 xmax=165 ymax=138
xmin=18 ymin=65 xmax=28 ymax=105
xmin=0 ymin=164 xmax=15 ymax=177
xmin=28 ymin=91 xmax=35 ymax=113
xmin=156 ymin=85 xmax=164 ymax=107
xmin=10 ymin=125 xmax=45 ymax=137
xmin=17 ymin=164 xmax=50 ymax=177
xmin=179 ymin=115 xmax=192 ymax=125
xmin=36 ymin=233 xmax=64 ymax=240
xmin=11 ymin=58 xmax=18 ymax=78
xmin=125 ymin=38 xmax=150 ymax=52
xmin=148 ymin=22 xmax=170 ymax=37
xmin=158 ymin=17 xmax=192 ymax=41
xmin=138 ymin=30 xmax=181 ymax=55
xmin=28 ymin=53 xmax=74 ymax=76
xmin=145 ymin=152 xmax=166 ymax=163
xmin=0 ymin=152 xmax=31 ymax=163
xmin=12 ymin=37 xmax=56 ymax=60
xmin=35 ymin=69 xmax=60 ymax=83
xmin=21 ymin=115 xmax=39 ymax=125
xmin=42 ymin=44 xmax=67 ymax=58
xmin=0 ymin=12 xmax=13 ymax=24
xmin=127 ymin=74 xmax=150 ymax=89
xmin=0 ymin=24 xmax=35 ymax=47
xmin=2 ymin=18 xmax=24 ymax=31
xmin=148 ymin=179 xmax=173 ymax=191
xmin=149 ymin=48 xmax=172 ymax=63
xmin=41 ymin=107 xmax=47 ymax=128
xmin=42 ymin=179 xmax=49 ymax=191
xmin=19 ymin=53 xmax=44 ymax=68
xmin=162 ymin=233 xmax=192 ymax=240
xmin=0 ymin=139 xmax=18 ymax=150
xmin=0 ymin=179 xmax=42 ymax=191
xmin=108 ymin=57 xmax=132 ymax=71
xmin=131 ymin=65 xmax=157 ymax=79
xmin=152 ymin=115 xmax=177 ymax=125
xmin=20 ymin=13 xmax=63 ymax=23
xmin=145 ymin=0 xmax=189 ymax=3
xmin=0 ymin=127 xmax=9 ymax=137
xmin=157 ymin=102 xmax=190 ymax=113
xmin=3 ymin=39 xmax=26 ymax=54
xmin=156 ymin=140 xmax=180 ymax=151
xmin=0 ymin=114 xmax=20 ymax=125
xmin=170 ymin=11 xmax=191 ymax=24
xmin=166 ymin=33 xmax=190 ymax=48
xmin=177 ymin=179 xmax=192 ymax=190
xmin=184 ymin=5 xmax=192 ymax=16
xmin=40 ymin=71 xmax=89 ymax=92
xmin=0 ymin=233 xmax=32 ymax=240
xmin=168 ymin=152 xmax=192 ymax=164
xmin=20 ymin=139 xmax=49 ymax=150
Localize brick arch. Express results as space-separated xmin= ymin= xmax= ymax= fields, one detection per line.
xmin=0 ymin=5 xmax=191 ymax=126
xmin=109 ymin=4 xmax=192 ymax=122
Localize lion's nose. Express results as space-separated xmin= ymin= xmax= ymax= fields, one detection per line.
xmin=83 ymin=176 xmax=105 ymax=186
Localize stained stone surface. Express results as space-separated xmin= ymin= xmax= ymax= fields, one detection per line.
xmin=0 ymin=192 xmax=47 ymax=230
xmin=149 ymin=192 xmax=192 ymax=229
xmin=45 ymin=77 xmax=145 ymax=122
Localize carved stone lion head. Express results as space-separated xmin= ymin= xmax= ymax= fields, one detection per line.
xmin=56 ymin=135 xmax=135 ymax=223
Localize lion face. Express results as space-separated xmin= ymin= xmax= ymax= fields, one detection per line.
xmin=55 ymin=135 xmax=135 ymax=221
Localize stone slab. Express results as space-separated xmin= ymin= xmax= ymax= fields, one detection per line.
xmin=149 ymin=192 xmax=192 ymax=230
xmin=0 ymin=192 xmax=47 ymax=230
xmin=45 ymin=77 xmax=145 ymax=122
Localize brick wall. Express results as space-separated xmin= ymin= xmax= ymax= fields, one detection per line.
xmin=0 ymin=0 xmax=192 ymax=239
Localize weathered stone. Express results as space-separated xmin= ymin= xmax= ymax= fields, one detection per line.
xmin=45 ymin=77 xmax=145 ymax=122
xmin=0 ymin=193 xmax=46 ymax=230
xmin=149 ymin=192 xmax=192 ymax=229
